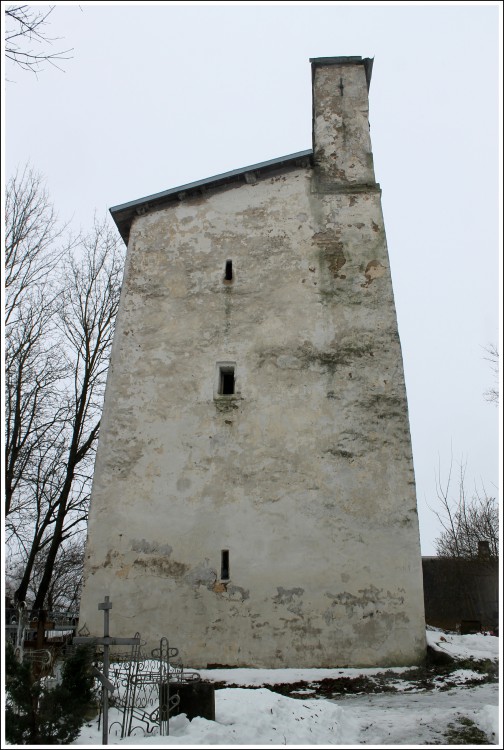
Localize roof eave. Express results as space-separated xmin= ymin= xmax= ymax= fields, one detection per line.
xmin=110 ymin=149 xmax=313 ymax=245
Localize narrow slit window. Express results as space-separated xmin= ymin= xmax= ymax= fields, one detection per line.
xmin=224 ymin=260 xmax=233 ymax=281
xmin=221 ymin=550 xmax=230 ymax=580
xmin=219 ymin=366 xmax=235 ymax=395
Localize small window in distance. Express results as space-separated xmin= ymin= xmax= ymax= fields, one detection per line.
xmin=221 ymin=550 xmax=230 ymax=580
xmin=224 ymin=260 xmax=233 ymax=281
xmin=219 ymin=365 xmax=235 ymax=395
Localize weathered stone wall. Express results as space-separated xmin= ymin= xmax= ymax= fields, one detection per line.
xmin=79 ymin=58 xmax=426 ymax=667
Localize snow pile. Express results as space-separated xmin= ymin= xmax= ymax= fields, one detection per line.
xmin=173 ymin=688 xmax=359 ymax=745
xmin=76 ymin=688 xmax=361 ymax=746
xmin=475 ymin=703 xmax=500 ymax=745
xmin=426 ymin=630 xmax=499 ymax=662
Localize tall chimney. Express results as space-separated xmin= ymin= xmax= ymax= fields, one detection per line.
xmin=310 ymin=56 xmax=375 ymax=190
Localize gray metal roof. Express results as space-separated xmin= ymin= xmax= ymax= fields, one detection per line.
xmin=109 ymin=56 xmax=374 ymax=245
xmin=110 ymin=150 xmax=313 ymax=245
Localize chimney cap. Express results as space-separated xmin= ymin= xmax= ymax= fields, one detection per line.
xmin=310 ymin=56 xmax=374 ymax=90
xmin=310 ymin=56 xmax=363 ymax=64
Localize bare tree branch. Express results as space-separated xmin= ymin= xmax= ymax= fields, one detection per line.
xmin=4 ymin=5 xmax=73 ymax=75
xmin=5 ymin=165 xmax=71 ymax=325
xmin=483 ymin=344 xmax=499 ymax=406
xmin=5 ymin=167 xmax=71 ymax=521
xmin=6 ymin=539 xmax=85 ymax=611
xmin=431 ymin=456 xmax=499 ymax=563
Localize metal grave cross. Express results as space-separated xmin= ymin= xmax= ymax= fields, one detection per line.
xmin=74 ymin=596 xmax=140 ymax=745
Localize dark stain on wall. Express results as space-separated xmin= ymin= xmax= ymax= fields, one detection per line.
xmin=313 ymin=232 xmax=348 ymax=279
xmin=133 ymin=557 xmax=190 ymax=578
xmin=257 ymin=341 xmax=375 ymax=373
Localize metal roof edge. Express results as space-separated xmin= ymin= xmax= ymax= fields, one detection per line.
xmin=309 ymin=56 xmax=363 ymax=64
xmin=110 ymin=150 xmax=313 ymax=245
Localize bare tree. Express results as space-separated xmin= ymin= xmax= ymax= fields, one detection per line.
xmin=4 ymin=4 xmax=73 ymax=75
xmin=4 ymin=167 xmax=124 ymax=610
xmin=43 ymin=539 xmax=85 ymax=611
xmin=433 ymin=458 xmax=498 ymax=562
xmin=5 ymin=166 xmax=70 ymax=525
xmin=5 ymin=165 xmax=67 ymax=325
xmin=483 ymin=344 xmax=499 ymax=406
xmin=6 ymin=539 xmax=85 ymax=612
xmin=30 ymin=220 xmax=123 ymax=609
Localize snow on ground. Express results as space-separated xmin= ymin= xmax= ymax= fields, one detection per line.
xmin=74 ymin=631 xmax=501 ymax=747
xmin=331 ymin=683 xmax=499 ymax=746
xmin=79 ymin=689 xmax=361 ymax=746
xmin=196 ymin=665 xmax=413 ymax=685
xmin=425 ymin=628 xmax=499 ymax=662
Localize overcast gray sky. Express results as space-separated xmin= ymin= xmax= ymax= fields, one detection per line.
xmin=4 ymin=1 xmax=501 ymax=555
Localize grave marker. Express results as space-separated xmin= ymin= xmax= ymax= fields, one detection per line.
xmin=74 ymin=597 xmax=140 ymax=745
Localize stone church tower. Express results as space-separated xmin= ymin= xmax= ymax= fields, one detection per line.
xmin=79 ymin=57 xmax=426 ymax=667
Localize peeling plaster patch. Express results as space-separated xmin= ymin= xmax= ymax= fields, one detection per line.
xmin=273 ymin=587 xmax=305 ymax=616
xmin=323 ymin=608 xmax=335 ymax=625
xmin=313 ymin=232 xmax=347 ymax=279
xmin=274 ymin=587 xmax=304 ymax=604
xmin=355 ymin=611 xmax=411 ymax=647
xmin=133 ymin=557 xmax=188 ymax=578
xmin=184 ymin=560 xmax=217 ymax=590
xmin=335 ymin=428 xmax=373 ymax=458
xmin=214 ymin=399 xmax=240 ymax=414
xmin=108 ymin=440 xmax=144 ymax=478
xmin=252 ymin=620 xmax=270 ymax=629
xmin=361 ymin=259 xmax=387 ymax=288
xmin=325 ymin=586 xmax=405 ymax=617
xmin=362 ymin=393 xmax=406 ymax=422
xmin=90 ymin=550 xmax=119 ymax=573
xmin=325 ymin=447 xmax=354 ymax=459
xmin=130 ymin=538 xmax=173 ymax=556
xmin=116 ymin=566 xmax=132 ymax=579
xmin=224 ymin=585 xmax=250 ymax=602
xmin=362 ymin=604 xmax=382 ymax=618
xmin=104 ymin=551 xmax=118 ymax=567
xmin=280 ymin=619 xmax=323 ymax=640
